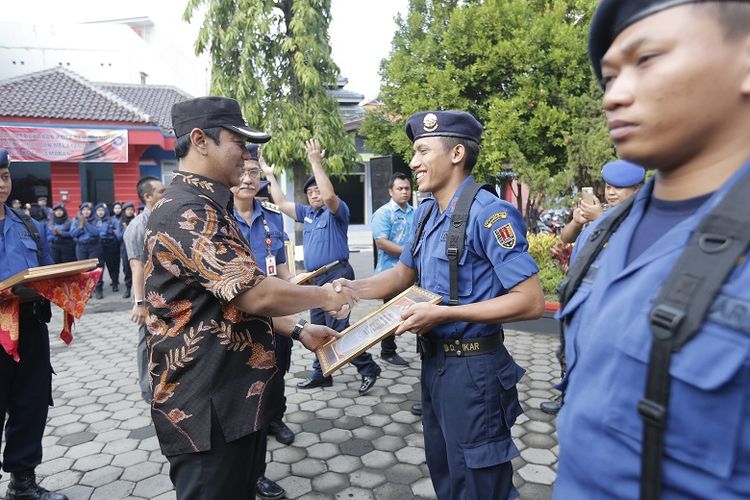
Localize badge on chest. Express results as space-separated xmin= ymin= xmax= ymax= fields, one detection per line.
xmin=265 ymin=255 xmax=277 ymax=276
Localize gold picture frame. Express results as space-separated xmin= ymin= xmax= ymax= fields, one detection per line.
xmin=291 ymin=260 xmax=342 ymax=286
xmin=316 ymin=285 xmax=442 ymax=376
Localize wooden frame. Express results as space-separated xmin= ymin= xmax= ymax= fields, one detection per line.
xmin=0 ymin=259 xmax=99 ymax=291
xmin=316 ymin=285 xmax=442 ymax=376
xmin=291 ymin=260 xmax=342 ymax=286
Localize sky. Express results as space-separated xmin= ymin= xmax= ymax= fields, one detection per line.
xmin=1 ymin=0 xmax=409 ymax=101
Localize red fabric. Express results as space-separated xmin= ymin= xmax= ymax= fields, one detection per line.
xmin=0 ymin=268 xmax=104 ymax=362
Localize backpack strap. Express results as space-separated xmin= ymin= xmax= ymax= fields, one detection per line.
xmin=445 ymin=182 xmax=489 ymax=305
xmin=9 ymin=207 xmax=43 ymax=263
xmin=640 ymin=172 xmax=750 ymax=500
xmin=410 ymin=201 xmax=435 ymax=287
xmin=557 ymin=196 xmax=635 ymax=309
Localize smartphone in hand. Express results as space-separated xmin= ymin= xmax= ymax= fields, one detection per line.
xmin=581 ymin=187 xmax=594 ymax=205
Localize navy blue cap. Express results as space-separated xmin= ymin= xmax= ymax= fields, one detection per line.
xmin=588 ymin=0 xmax=740 ymax=82
xmin=245 ymin=144 xmax=259 ymax=161
xmin=171 ymin=96 xmax=271 ymax=143
xmin=601 ymin=160 xmax=646 ymax=187
xmin=53 ymin=203 xmax=65 ymax=210
xmin=0 ymin=149 xmax=9 ymax=168
xmin=79 ymin=202 xmax=93 ymax=210
xmin=303 ymin=176 xmax=317 ymax=192
xmin=404 ymin=111 xmax=483 ymax=143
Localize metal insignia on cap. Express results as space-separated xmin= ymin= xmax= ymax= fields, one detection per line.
xmin=423 ymin=113 xmax=438 ymax=132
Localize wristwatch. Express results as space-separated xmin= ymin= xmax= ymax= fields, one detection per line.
xmin=134 ymin=299 xmax=145 ymax=307
xmin=292 ymin=319 xmax=308 ymax=341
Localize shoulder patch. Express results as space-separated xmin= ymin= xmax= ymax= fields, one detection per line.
xmin=483 ymin=211 xmax=508 ymax=229
xmin=493 ymin=223 xmax=516 ymax=249
xmin=261 ymin=201 xmax=281 ymax=214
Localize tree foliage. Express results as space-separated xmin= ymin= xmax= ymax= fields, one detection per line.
xmin=184 ymin=0 xmax=357 ymax=195
xmin=363 ymin=0 xmax=610 ymax=217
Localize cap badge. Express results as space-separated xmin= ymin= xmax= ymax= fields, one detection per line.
xmin=423 ymin=113 xmax=438 ymax=132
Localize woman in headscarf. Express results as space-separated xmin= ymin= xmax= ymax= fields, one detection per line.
xmin=94 ymin=203 xmax=121 ymax=296
xmin=71 ymin=202 xmax=104 ymax=298
xmin=47 ymin=204 xmax=76 ymax=263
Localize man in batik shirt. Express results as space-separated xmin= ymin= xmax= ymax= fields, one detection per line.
xmin=144 ymin=96 xmax=354 ymax=500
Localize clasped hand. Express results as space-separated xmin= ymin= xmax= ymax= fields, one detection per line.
xmin=321 ymin=282 xmax=358 ymax=320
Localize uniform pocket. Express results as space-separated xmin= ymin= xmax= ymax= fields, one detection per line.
xmin=432 ymin=247 xmax=473 ymax=297
xmin=21 ymin=236 xmax=39 ymax=266
xmin=606 ymin=320 xmax=749 ymax=478
xmin=463 ymin=437 xmax=519 ymax=469
xmin=496 ymin=358 xmax=526 ymax=429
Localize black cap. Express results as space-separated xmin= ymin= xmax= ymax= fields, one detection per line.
xmin=404 ymin=111 xmax=483 ymax=143
xmin=303 ymin=176 xmax=317 ymax=192
xmin=245 ymin=144 xmax=259 ymax=161
xmin=171 ymin=96 xmax=271 ymax=143
xmin=0 ymin=149 xmax=9 ymax=168
xmin=588 ymin=0 xmax=739 ymax=82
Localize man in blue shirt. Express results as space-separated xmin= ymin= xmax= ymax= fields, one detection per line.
xmin=0 ymin=149 xmax=68 ymax=500
xmin=233 ymin=145 xmax=294 ymax=500
xmin=371 ymin=172 xmax=415 ymax=367
xmin=554 ymin=1 xmax=750 ymax=498
xmin=334 ymin=111 xmax=544 ymax=499
xmin=262 ymin=139 xmax=381 ymax=395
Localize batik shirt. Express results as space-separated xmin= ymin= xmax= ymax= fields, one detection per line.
xmin=144 ymin=171 xmax=280 ymax=456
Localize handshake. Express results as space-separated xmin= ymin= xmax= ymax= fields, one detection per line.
xmin=319 ymin=280 xmax=359 ymax=320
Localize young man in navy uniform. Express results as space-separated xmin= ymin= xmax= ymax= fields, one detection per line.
xmin=554 ymin=1 xmax=750 ymax=498
xmin=334 ymin=111 xmax=545 ymax=499
xmin=0 ymin=150 xmax=67 ymax=500
xmin=232 ymin=145 xmax=294 ymax=500
xmin=262 ymin=139 xmax=382 ymax=395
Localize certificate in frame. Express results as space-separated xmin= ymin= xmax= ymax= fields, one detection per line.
xmin=316 ymin=285 xmax=442 ymax=376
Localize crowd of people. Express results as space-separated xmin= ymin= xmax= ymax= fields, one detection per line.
xmin=1 ymin=1 xmax=750 ymax=499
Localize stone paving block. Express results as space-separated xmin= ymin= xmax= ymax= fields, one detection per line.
xmin=42 ymin=444 xmax=68 ymax=461
xmin=39 ymin=469 xmax=83 ymax=492
xmin=66 ymin=441 xmax=105 ymax=460
xmin=47 ymin=413 xmax=80 ymax=427
xmin=524 ymin=420 xmax=555 ymax=434
xmin=333 ymin=486 xmax=375 ymax=500
xmin=349 ymin=468 xmax=386 ymax=489
xmin=315 ymin=407 xmax=344 ymax=419
xmin=298 ymin=493 xmax=335 ymax=500
xmin=350 ymin=425 xmax=384 ymax=440
xmin=120 ymin=461 xmax=162 ymax=482
xmin=517 ymin=482 xmax=555 ymax=500
xmin=80 ymin=464 xmax=122 ymax=487
xmin=387 ymin=383 xmax=413 ymax=395
xmin=286 ymin=410 xmax=315 ymax=424
xmin=395 ymin=446 xmax=426 ymax=465
xmin=273 ymin=445 xmax=307 ymax=464
xmin=360 ymin=450 xmax=396 ymax=469
xmin=52 ymin=423 xmax=88 ymax=438
xmin=277 ymin=476 xmax=312 ymax=498
xmin=128 ymin=425 xmax=157 ymax=440
xmin=521 ymin=448 xmax=557 ymax=466
xmin=118 ymin=416 xmax=152 ymax=430
xmin=102 ymin=438 xmax=140 ymax=455
xmin=327 ymin=455 xmax=362 ymax=474
xmin=90 ymin=480 xmax=135 ymax=500
xmin=300 ymin=399 xmax=327 ymax=412
xmin=384 ymin=463 xmax=423 ymax=485
xmin=521 ymin=432 xmax=557 ymax=449
xmin=57 ymin=484 xmax=94 ymax=500
xmin=374 ymin=482 xmax=415 ymax=500
xmin=519 ymin=463 xmax=557 ymax=485
xmin=332 ymin=415 xmax=363 ymax=431
xmin=327 ymin=397 xmax=355 ymax=409
xmin=307 ymin=443 xmax=339 ymax=460
xmin=361 ymin=413 xmax=391 ymax=427
xmin=80 ymin=411 xmax=113 ymax=424
xmin=372 ymin=435 xmax=406 ymax=452
xmin=69 ymin=395 xmax=98 ymax=407
xmin=411 ymin=477 xmax=438 ymax=499
xmin=311 ymin=471 xmax=349 ymax=494
xmin=73 ymin=403 xmax=105 ymax=415
xmin=291 ymin=457 xmax=327 ymax=478
xmin=338 ymin=438 xmax=374 ymax=457
xmin=131 ymin=473 xmax=173 ymax=498
xmin=265 ymin=461 xmax=291 ymax=482
xmin=319 ymin=428 xmax=352 ymax=444
xmin=138 ymin=436 xmax=161 ymax=452
xmin=74 ymin=453 xmax=115 ymax=472
xmin=391 ymin=410 xmax=420 ymax=424
xmin=291 ymin=431 xmax=321 ymax=448
xmin=87 ymin=419 xmax=120 ymax=433
xmin=382 ymin=422 xmax=414 ymax=437
xmin=345 ymin=405 xmax=373 ymax=418
xmin=36 ymin=457 xmax=75 ymax=476
xmin=112 ymin=449 xmax=149 ymax=468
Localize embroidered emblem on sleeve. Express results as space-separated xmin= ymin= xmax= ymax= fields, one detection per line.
xmin=483 ymin=211 xmax=508 ymax=229
xmin=493 ymin=223 xmax=516 ymax=249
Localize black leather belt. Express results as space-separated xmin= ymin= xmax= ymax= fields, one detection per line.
xmin=418 ymin=332 xmax=504 ymax=358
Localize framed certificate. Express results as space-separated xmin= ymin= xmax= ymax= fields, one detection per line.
xmin=291 ymin=260 xmax=342 ymax=285
xmin=316 ymin=285 xmax=442 ymax=376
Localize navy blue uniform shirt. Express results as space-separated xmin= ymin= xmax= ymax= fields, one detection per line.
xmin=234 ymin=201 xmax=287 ymax=273
xmin=0 ymin=207 xmax=53 ymax=279
xmin=295 ymin=198 xmax=349 ymax=270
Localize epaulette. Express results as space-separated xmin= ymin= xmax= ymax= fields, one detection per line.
xmin=261 ymin=201 xmax=281 ymax=214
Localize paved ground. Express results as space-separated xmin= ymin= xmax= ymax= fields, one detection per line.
xmin=0 ymin=248 xmax=561 ymax=500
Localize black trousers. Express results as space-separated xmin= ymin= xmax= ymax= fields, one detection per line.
xmin=0 ymin=306 xmax=52 ymax=474
xmin=167 ymin=408 xmax=264 ymax=500
xmin=101 ymin=240 xmax=121 ymax=285
xmin=380 ymin=295 xmax=398 ymax=355
xmin=50 ymin=240 xmax=76 ymax=264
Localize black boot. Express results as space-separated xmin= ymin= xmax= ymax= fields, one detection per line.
xmin=122 ymin=286 xmax=131 ymax=299
xmin=95 ymin=283 xmax=103 ymax=300
xmin=7 ymin=471 xmax=69 ymax=500
xmin=112 ymin=283 xmax=119 ymax=293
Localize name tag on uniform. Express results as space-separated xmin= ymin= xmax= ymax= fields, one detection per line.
xmin=265 ymin=255 xmax=277 ymax=276
xmin=304 ymin=217 xmax=314 ymax=224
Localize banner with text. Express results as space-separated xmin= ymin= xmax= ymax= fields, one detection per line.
xmin=0 ymin=126 xmax=128 ymax=163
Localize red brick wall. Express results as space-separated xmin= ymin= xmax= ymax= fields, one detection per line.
xmin=50 ymin=162 xmax=81 ymax=211
xmin=113 ymin=146 xmax=147 ymax=204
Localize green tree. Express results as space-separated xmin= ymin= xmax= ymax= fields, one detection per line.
xmin=184 ymin=0 xmax=357 ymax=201
xmin=363 ymin=0 xmax=605 ymax=221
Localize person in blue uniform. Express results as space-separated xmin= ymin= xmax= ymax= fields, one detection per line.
xmin=232 ymin=145 xmax=294 ymax=500
xmin=553 ymin=1 xmax=750 ymax=498
xmin=117 ymin=202 xmax=135 ymax=299
xmin=262 ymin=139 xmax=382 ymax=395
xmin=0 ymin=149 xmax=68 ymax=500
xmin=47 ymin=204 xmax=76 ymax=264
xmin=95 ymin=203 xmax=120 ymax=295
xmin=71 ymin=202 xmax=104 ymax=299
xmin=333 ymin=111 xmax=544 ymax=500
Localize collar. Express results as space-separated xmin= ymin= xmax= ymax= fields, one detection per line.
xmin=172 ymin=171 xmax=232 ymax=210
xmin=388 ymin=198 xmax=414 ymax=214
